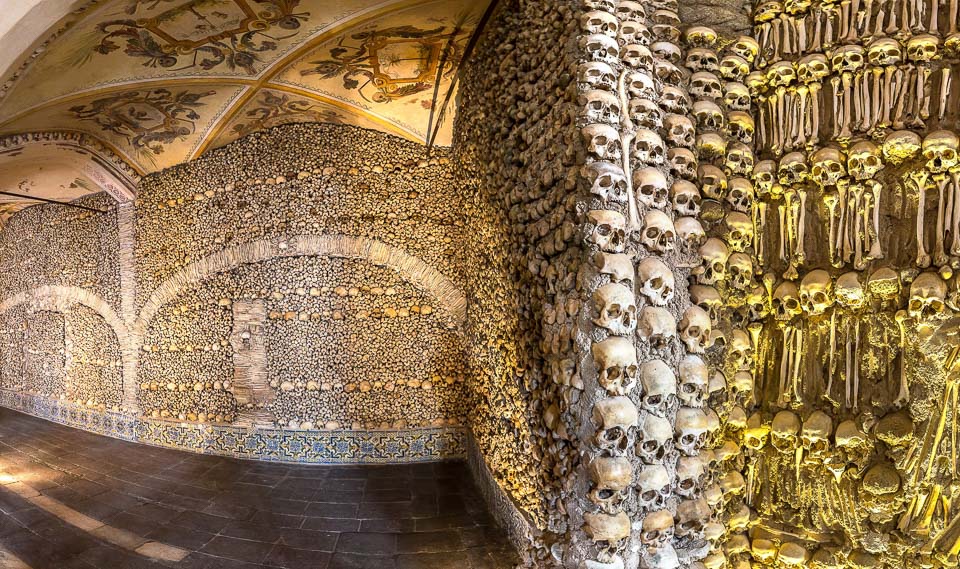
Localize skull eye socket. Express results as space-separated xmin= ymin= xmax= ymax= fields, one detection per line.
xmin=597 ymin=489 xmax=615 ymax=499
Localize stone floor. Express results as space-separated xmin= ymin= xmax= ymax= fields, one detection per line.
xmin=0 ymin=408 xmax=519 ymax=569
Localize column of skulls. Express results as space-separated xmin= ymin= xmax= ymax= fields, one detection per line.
xmin=571 ymin=1 xmax=712 ymax=567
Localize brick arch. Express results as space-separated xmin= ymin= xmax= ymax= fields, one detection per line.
xmin=134 ymin=235 xmax=467 ymax=336
xmin=0 ymin=285 xmax=127 ymax=339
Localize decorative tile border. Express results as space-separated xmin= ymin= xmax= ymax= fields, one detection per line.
xmin=0 ymin=389 xmax=466 ymax=464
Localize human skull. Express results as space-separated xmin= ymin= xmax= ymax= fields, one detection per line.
xmin=675 ymin=497 xmax=710 ymax=539
xmin=906 ymin=33 xmax=940 ymax=63
xmin=679 ymin=306 xmax=712 ymax=354
xmin=668 ymin=148 xmax=697 ymax=180
xmin=633 ymin=129 xmax=666 ymax=165
xmin=628 ymin=98 xmax=662 ymax=130
xmin=830 ymin=44 xmax=866 ymax=74
xmin=634 ymin=167 xmax=668 ymax=209
xmin=664 ymin=114 xmax=695 ymax=148
xmin=796 ymin=53 xmax=831 ymax=83
xmin=652 ymin=23 xmax=681 ymax=44
xmin=725 ymin=142 xmax=755 ymax=176
xmin=592 ymin=396 xmax=639 ymax=454
xmin=810 ymin=147 xmax=846 ymax=188
xmin=583 ymin=161 xmax=628 ymax=204
xmin=583 ymin=511 xmax=631 ymax=544
xmin=584 ymin=0 xmax=616 ymax=10
xmin=731 ymin=371 xmax=754 ymax=403
xmin=719 ymin=54 xmax=750 ymax=81
xmin=637 ymin=413 xmax=673 ymax=463
xmin=847 ymin=141 xmax=883 ymax=181
xmin=675 ymin=217 xmax=706 ymax=250
xmin=723 ymin=81 xmax=751 ymax=111
xmin=641 ymin=210 xmax=676 ymax=253
xmin=744 ymin=284 xmax=769 ymax=320
xmin=621 ymin=43 xmax=654 ymax=70
xmin=671 ymin=179 xmax=701 ymax=217
xmin=696 ymin=132 xmax=727 ymax=159
xmin=594 ymin=252 xmax=635 ymax=286
xmin=923 ymin=130 xmax=960 ymax=173
xmin=718 ymin=470 xmax=746 ymax=502
xmin=772 ymin=281 xmax=802 ymax=321
xmin=801 ymin=410 xmax=833 ymax=462
xmin=778 ymin=151 xmax=809 ymax=184
xmin=675 ymin=407 xmax=708 ymax=456
xmin=727 ymin=112 xmax=755 ymax=145
xmin=637 ymin=257 xmax=675 ymax=306
xmin=593 ymin=283 xmax=637 ymax=335
xmin=580 ymin=90 xmax=622 ymax=125
xmin=726 ymin=177 xmax=754 ymax=213
xmin=660 ymin=85 xmax=691 ymax=113
xmin=835 ymin=271 xmax=865 ymax=310
xmin=651 ymin=41 xmax=682 ymax=64
xmin=909 ymin=271 xmax=948 ymax=319
xmin=696 ymin=237 xmax=729 ymax=285
xmin=624 ymin=70 xmax=656 ymax=100
xmin=800 ymin=269 xmax=834 ymax=315
xmin=752 ymin=159 xmax=777 ymax=196
xmin=689 ymin=284 xmax=722 ymax=325
xmin=678 ymin=355 xmax=708 ymax=408
xmin=698 ymin=164 xmax=728 ymax=200
xmin=581 ymin=34 xmax=621 ymax=66
xmin=725 ymin=212 xmax=754 ymax=253
xmin=640 ymin=510 xmax=675 ymax=548
xmin=743 ymin=412 xmax=770 ymax=450
xmin=686 ymin=47 xmax=720 ymax=73
xmin=638 ymin=306 xmax=676 ymax=349
xmin=581 ymin=10 xmax=620 ymax=37
xmin=586 ymin=209 xmax=626 ymax=253
xmin=593 ymin=337 xmax=639 ymax=395
xmin=579 ymin=61 xmax=618 ymax=92
xmin=640 ymin=359 xmax=676 ymax=417
xmin=683 ymin=25 xmax=718 ymax=48
xmin=867 ymin=267 xmax=901 ymax=309
xmin=692 ymin=99 xmax=725 ymax=132
xmin=675 ymin=455 xmax=706 ymax=498
xmin=771 ymin=410 xmax=801 ymax=453
xmin=728 ymin=329 xmax=754 ymax=371
xmin=637 ymin=465 xmax=671 ymax=511
xmin=614 ymin=0 xmax=646 ymax=22
xmin=619 ymin=20 xmax=653 ymax=46
xmin=582 ymin=123 xmax=622 ymax=161
xmin=766 ymin=61 xmax=797 ymax=87
xmin=867 ymin=36 xmax=902 ymax=66
xmin=588 ymin=456 xmax=633 ymax=513
xmin=689 ymin=71 xmax=723 ymax=99
xmin=883 ymin=129 xmax=922 ymax=165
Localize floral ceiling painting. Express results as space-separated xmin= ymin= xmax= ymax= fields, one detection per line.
xmin=0 ymin=0 xmax=488 ymax=199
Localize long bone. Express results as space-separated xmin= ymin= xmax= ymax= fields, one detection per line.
xmin=811 ymin=11 xmax=823 ymax=51
xmin=840 ymin=0 xmax=852 ymax=39
xmin=863 ymin=0 xmax=875 ymax=34
xmin=940 ymin=68 xmax=952 ymax=122
xmin=771 ymin=18 xmax=783 ymax=62
xmin=929 ymin=0 xmax=939 ymax=37
xmin=874 ymin=0 xmax=887 ymax=35
xmin=832 ymin=76 xmax=844 ymax=139
xmin=952 ymin=0 xmax=960 ymax=34
xmin=778 ymin=324 xmax=793 ymax=407
xmin=843 ymin=186 xmax=856 ymax=264
xmin=847 ymin=0 xmax=863 ymax=41
xmin=886 ymin=0 xmax=899 ymax=35
xmin=951 ymin=169 xmax=960 ymax=256
xmin=853 ymin=319 xmax=861 ymax=410
xmin=836 ymin=182 xmax=849 ymax=265
xmin=779 ymin=204 xmax=788 ymax=263
xmin=872 ymin=66 xmax=885 ymax=131
xmin=914 ymin=170 xmax=932 ymax=267
xmin=775 ymin=86 xmax=788 ymax=155
xmin=793 ymin=86 xmax=809 ymax=148
xmin=892 ymin=66 xmax=914 ymax=130
xmin=796 ymin=189 xmax=808 ymax=264
xmin=934 ymin=174 xmax=951 ymax=266
xmin=917 ymin=65 xmax=933 ymax=125
xmin=755 ymin=202 xmax=767 ymax=265
xmin=868 ymin=180 xmax=884 ymax=260
xmin=859 ymin=69 xmax=872 ymax=131
xmin=797 ymin=15 xmax=808 ymax=52
xmin=853 ymin=71 xmax=865 ymax=132
xmin=792 ymin=327 xmax=804 ymax=403
xmin=825 ymin=308 xmax=837 ymax=402
xmin=809 ymin=81 xmax=822 ymax=141
xmin=852 ymin=184 xmax=867 ymax=270
xmin=895 ymin=309 xmax=910 ymax=407
xmin=845 ymin=318 xmax=853 ymax=409
xmin=881 ymin=66 xmax=896 ymax=127
xmin=840 ymin=72 xmax=855 ymax=139
xmin=824 ymin=192 xmax=841 ymax=267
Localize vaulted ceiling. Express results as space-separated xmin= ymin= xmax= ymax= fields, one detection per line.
xmin=0 ymin=0 xmax=486 ymax=222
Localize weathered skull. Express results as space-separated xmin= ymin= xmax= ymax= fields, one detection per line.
xmin=664 ymin=113 xmax=695 ymax=148
xmin=727 ymin=112 xmax=755 ymax=144
xmin=690 ymin=71 xmax=723 ymax=99
xmin=728 ymin=329 xmax=754 ymax=371
xmin=743 ymin=412 xmax=770 ymax=450
xmin=810 ymin=147 xmax=846 ymax=187
xmin=883 ymin=129 xmax=922 ymax=165
xmin=778 ymin=151 xmax=809 ymax=184
xmin=586 ymin=209 xmax=626 ymax=253
xmin=624 ymin=70 xmax=656 ymax=100
xmin=581 ymin=10 xmax=620 ymax=37
xmin=593 ymin=282 xmax=637 ymax=335
xmin=582 ymin=123 xmax=622 ymax=161
xmin=640 ymin=359 xmax=677 ymax=417
xmin=686 ymin=47 xmax=720 ymax=72
xmin=622 ymin=43 xmax=654 ymax=70
xmin=718 ymin=54 xmax=749 ymax=81
xmin=580 ymin=90 xmax=622 ymax=125
xmin=588 ymin=456 xmax=633 ymax=513
xmin=725 ymin=212 xmax=754 ymax=253
xmin=718 ymin=470 xmax=746 ymax=502
xmin=637 ymin=413 xmax=673 ymax=463
xmin=675 ymin=497 xmax=710 ymax=539
xmin=583 ymin=161 xmax=628 ymax=204
xmin=906 ymin=33 xmax=940 ymax=63
xmin=651 ymin=41 xmax=682 ymax=64
xmin=678 ymin=355 xmax=708 ymax=408
xmin=614 ymin=0 xmax=646 ymax=22
xmin=731 ymin=371 xmax=754 ymax=402
xmin=698 ymin=164 xmax=728 ymax=200
xmin=723 ymin=81 xmax=751 ymax=111
xmin=867 ymin=36 xmax=902 ymax=66
xmin=633 ymin=129 xmax=666 ymax=165
xmin=683 ymin=26 xmax=718 ymax=48
xmin=675 ymin=407 xmax=708 ymax=456
xmin=583 ymin=511 xmax=631 ymax=545
xmin=637 ymin=257 xmax=675 ymax=306
xmin=652 ymin=23 xmax=681 ymax=44
xmin=594 ymin=252 xmax=635 ymax=286
xmin=637 ymin=465 xmax=671 ymax=511
xmin=801 ymin=410 xmax=833 ymax=462
xmin=766 ymin=61 xmax=797 ymax=87
xmin=796 ymin=53 xmax=831 ymax=83
xmin=867 ymin=267 xmax=901 ymax=309
xmin=628 ymin=97 xmax=662 ymax=129
xmin=847 ymin=140 xmax=883 ymax=181
xmin=800 ymin=269 xmax=834 ymax=315
xmin=696 ymin=131 xmax=727 ymax=159
xmin=584 ymin=0 xmax=616 ymax=10
xmin=640 ymin=510 xmax=674 ymax=547
xmin=909 ymin=271 xmax=948 ymax=319
xmin=641 ymin=210 xmax=676 ymax=253
xmin=692 ymin=99 xmax=725 ymax=131
xmin=679 ymin=306 xmax=712 ymax=354
xmin=660 ymin=85 xmax=691 ymax=113
xmin=668 ymin=148 xmax=697 ymax=180
xmin=923 ymin=130 xmax=960 ymax=173
xmin=726 ymin=177 xmax=754 ymax=213
xmin=744 ymin=284 xmax=769 ymax=320
xmin=830 ymin=44 xmax=866 ymax=74
xmin=619 ymin=20 xmax=653 ymax=46
xmin=671 ymin=179 xmax=701 ymax=217
xmin=593 ymin=337 xmax=639 ymax=395
xmin=592 ymin=396 xmax=639 ymax=454
xmin=772 ymin=281 xmax=802 ymax=321
xmin=638 ymin=306 xmax=676 ymax=349
xmin=835 ymin=271 xmax=865 ymax=310
xmin=579 ymin=61 xmax=618 ymax=92
xmin=674 ymin=217 xmax=705 ymax=250
xmin=695 ymin=237 xmax=729 ymax=285
xmin=771 ymin=410 xmax=801 ymax=453
xmin=729 ymin=36 xmax=760 ymax=63
xmin=689 ymin=284 xmax=722 ymax=325
xmin=581 ymin=34 xmax=621 ymax=65
xmin=634 ymin=167 xmax=668 ymax=209
xmin=725 ymin=142 xmax=755 ymax=176
xmin=675 ymin=455 xmax=706 ymax=498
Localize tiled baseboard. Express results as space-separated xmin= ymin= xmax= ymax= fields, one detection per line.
xmin=0 ymin=389 xmax=467 ymax=464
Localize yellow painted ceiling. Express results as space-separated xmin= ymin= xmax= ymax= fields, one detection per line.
xmin=0 ymin=0 xmax=485 ymax=213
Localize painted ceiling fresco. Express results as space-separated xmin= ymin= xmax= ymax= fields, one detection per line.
xmin=0 ymin=0 xmax=486 ymax=213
